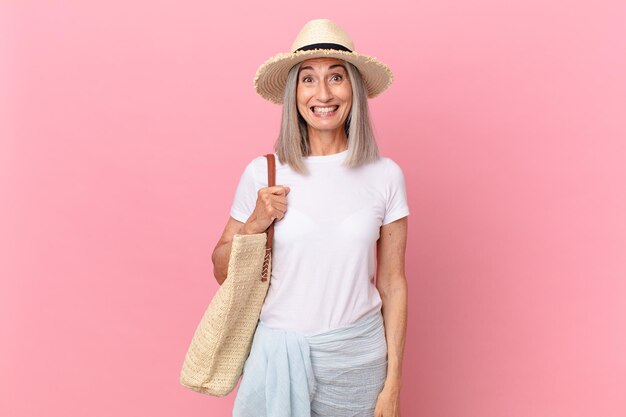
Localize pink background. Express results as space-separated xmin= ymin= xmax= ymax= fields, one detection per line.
xmin=1 ymin=1 xmax=625 ymax=416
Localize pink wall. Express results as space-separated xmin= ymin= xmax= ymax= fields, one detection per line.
xmin=1 ymin=1 xmax=625 ymax=416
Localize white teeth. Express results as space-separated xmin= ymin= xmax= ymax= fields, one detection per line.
xmin=313 ymin=106 xmax=338 ymax=114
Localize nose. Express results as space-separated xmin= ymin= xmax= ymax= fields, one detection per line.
xmin=316 ymin=79 xmax=333 ymax=102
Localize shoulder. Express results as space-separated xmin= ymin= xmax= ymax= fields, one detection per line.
xmin=239 ymin=154 xmax=269 ymax=173
xmin=372 ymin=156 xmax=406 ymax=179
xmin=241 ymin=154 xmax=268 ymax=167
xmin=237 ymin=154 xmax=273 ymax=187
xmin=385 ymin=157 xmax=406 ymax=176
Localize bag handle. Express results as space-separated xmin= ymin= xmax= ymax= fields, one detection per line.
xmin=261 ymin=153 xmax=276 ymax=282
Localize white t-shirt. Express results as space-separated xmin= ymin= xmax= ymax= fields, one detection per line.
xmin=229 ymin=148 xmax=410 ymax=335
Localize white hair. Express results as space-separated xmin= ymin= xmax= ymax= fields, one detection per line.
xmin=274 ymin=60 xmax=381 ymax=175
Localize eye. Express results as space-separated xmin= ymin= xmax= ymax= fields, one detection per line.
xmin=301 ymin=76 xmax=313 ymax=83
xmin=331 ymin=74 xmax=343 ymax=81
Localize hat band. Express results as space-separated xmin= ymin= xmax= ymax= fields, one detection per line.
xmin=294 ymin=43 xmax=352 ymax=53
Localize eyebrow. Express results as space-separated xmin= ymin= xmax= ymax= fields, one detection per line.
xmin=299 ymin=64 xmax=346 ymax=72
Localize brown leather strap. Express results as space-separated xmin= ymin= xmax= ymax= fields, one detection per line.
xmin=260 ymin=153 xmax=276 ymax=282
xmin=265 ymin=153 xmax=276 ymax=249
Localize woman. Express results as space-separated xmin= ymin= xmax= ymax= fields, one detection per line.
xmin=212 ymin=19 xmax=409 ymax=417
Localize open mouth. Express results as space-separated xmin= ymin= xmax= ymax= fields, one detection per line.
xmin=310 ymin=105 xmax=339 ymax=117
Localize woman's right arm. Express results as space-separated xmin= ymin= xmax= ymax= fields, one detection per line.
xmin=211 ymin=185 xmax=290 ymax=285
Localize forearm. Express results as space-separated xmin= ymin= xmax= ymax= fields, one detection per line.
xmin=211 ymin=241 xmax=234 ymax=286
xmin=379 ymin=276 xmax=408 ymax=388
xmin=211 ymin=218 xmax=262 ymax=285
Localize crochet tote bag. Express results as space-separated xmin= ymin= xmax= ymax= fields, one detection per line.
xmin=179 ymin=153 xmax=276 ymax=396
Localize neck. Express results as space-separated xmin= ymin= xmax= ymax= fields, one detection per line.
xmin=307 ymin=126 xmax=348 ymax=156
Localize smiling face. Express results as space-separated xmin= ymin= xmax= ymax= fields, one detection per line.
xmin=296 ymin=57 xmax=353 ymax=134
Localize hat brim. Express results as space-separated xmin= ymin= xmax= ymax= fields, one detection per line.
xmin=253 ymin=49 xmax=393 ymax=104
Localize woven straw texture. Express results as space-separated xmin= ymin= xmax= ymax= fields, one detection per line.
xmin=179 ymin=232 xmax=271 ymax=396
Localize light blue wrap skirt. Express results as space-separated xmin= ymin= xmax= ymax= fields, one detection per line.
xmin=232 ymin=311 xmax=388 ymax=417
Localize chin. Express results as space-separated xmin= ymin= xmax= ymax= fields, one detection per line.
xmin=311 ymin=123 xmax=343 ymax=131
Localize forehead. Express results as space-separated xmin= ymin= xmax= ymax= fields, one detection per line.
xmin=299 ymin=57 xmax=346 ymax=71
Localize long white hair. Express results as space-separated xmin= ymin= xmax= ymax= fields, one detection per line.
xmin=274 ymin=60 xmax=381 ymax=175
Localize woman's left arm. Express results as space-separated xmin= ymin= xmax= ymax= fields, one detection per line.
xmin=374 ymin=216 xmax=409 ymax=417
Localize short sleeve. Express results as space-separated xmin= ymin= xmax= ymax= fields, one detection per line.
xmin=229 ymin=160 xmax=258 ymax=223
xmin=382 ymin=159 xmax=410 ymax=225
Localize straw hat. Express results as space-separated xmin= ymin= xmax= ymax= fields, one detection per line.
xmin=253 ymin=18 xmax=393 ymax=104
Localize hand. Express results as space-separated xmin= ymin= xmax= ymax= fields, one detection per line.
xmin=374 ymin=383 xmax=401 ymax=417
xmin=243 ymin=185 xmax=290 ymax=233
